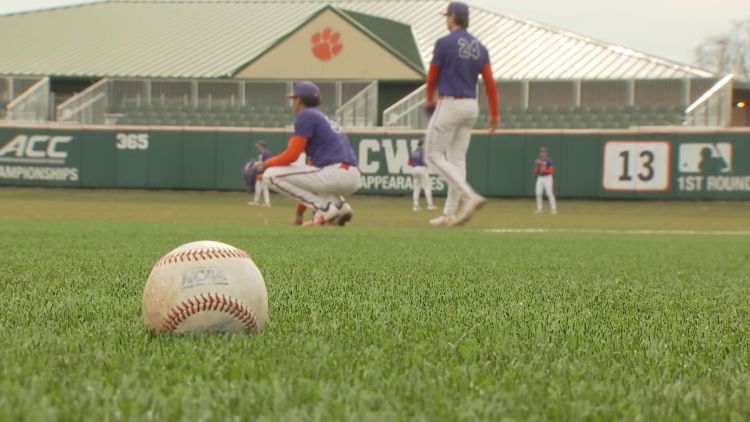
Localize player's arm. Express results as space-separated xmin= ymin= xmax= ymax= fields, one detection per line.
xmin=257 ymin=136 xmax=307 ymax=171
xmin=545 ymin=164 xmax=555 ymax=175
xmin=424 ymin=39 xmax=444 ymax=113
xmin=480 ymin=63 xmax=499 ymax=132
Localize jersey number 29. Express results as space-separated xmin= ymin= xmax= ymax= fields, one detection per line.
xmin=458 ymin=39 xmax=481 ymax=60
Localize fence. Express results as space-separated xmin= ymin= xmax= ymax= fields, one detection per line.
xmin=1 ymin=76 xmax=45 ymax=119
xmin=382 ymin=84 xmax=427 ymax=128
xmin=57 ymin=79 xmax=109 ymax=124
xmin=335 ymin=81 xmax=378 ymax=127
xmin=684 ymin=74 xmax=735 ymax=127
xmin=384 ymin=78 xmax=720 ymax=129
xmin=5 ymin=77 xmax=51 ymax=122
xmin=2 ymin=123 xmax=749 ymax=200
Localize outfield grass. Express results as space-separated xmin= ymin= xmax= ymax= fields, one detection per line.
xmin=1 ymin=188 xmax=749 ymax=420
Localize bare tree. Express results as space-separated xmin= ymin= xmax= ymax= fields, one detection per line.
xmin=695 ymin=19 xmax=750 ymax=80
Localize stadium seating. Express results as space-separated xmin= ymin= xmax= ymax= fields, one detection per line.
xmin=108 ymin=103 xmax=337 ymax=127
xmin=478 ymin=105 xmax=685 ymax=129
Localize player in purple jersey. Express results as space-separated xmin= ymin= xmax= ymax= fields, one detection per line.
xmin=248 ymin=140 xmax=271 ymax=207
xmin=254 ymin=81 xmax=361 ymax=226
xmin=424 ymin=1 xmax=499 ymax=226
xmin=408 ymin=140 xmax=437 ymax=211
xmin=533 ymin=147 xmax=557 ymax=214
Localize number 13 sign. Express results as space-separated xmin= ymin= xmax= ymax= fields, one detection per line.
xmin=602 ymin=141 xmax=671 ymax=191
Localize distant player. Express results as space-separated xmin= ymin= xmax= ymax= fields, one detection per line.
xmin=255 ymin=81 xmax=360 ymax=226
xmin=248 ymin=140 xmax=271 ymax=207
xmin=409 ymin=140 xmax=437 ymax=212
xmin=425 ymin=1 xmax=499 ymax=226
xmin=534 ymin=147 xmax=557 ymax=214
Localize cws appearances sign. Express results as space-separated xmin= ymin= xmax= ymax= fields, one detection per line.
xmin=0 ymin=131 xmax=80 ymax=185
xmin=350 ymin=135 xmax=447 ymax=195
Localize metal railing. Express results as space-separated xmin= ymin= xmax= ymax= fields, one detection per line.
xmin=382 ymin=84 xmax=427 ymax=128
xmin=57 ymin=78 xmax=109 ymax=124
xmin=684 ymin=74 xmax=735 ymax=127
xmin=6 ymin=77 xmax=51 ymax=122
xmin=335 ymin=81 xmax=378 ymax=127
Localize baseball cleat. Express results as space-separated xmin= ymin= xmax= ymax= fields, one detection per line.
xmin=336 ymin=202 xmax=354 ymax=226
xmin=534 ymin=209 xmax=542 ymax=214
xmin=304 ymin=203 xmax=341 ymax=226
xmin=247 ymin=201 xmax=259 ymax=206
xmin=413 ymin=206 xmax=421 ymax=212
xmin=429 ymin=215 xmax=455 ymax=226
xmin=427 ymin=205 xmax=438 ymax=211
xmin=453 ymin=195 xmax=487 ymax=226
xmin=550 ymin=209 xmax=558 ymax=215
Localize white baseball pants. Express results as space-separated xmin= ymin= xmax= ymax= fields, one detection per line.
xmin=424 ymin=98 xmax=479 ymax=217
xmin=535 ymin=175 xmax=557 ymax=211
xmin=411 ymin=166 xmax=434 ymax=208
xmin=253 ymin=179 xmax=270 ymax=206
xmin=264 ymin=163 xmax=361 ymax=211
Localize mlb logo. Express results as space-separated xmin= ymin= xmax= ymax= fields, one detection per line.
xmin=678 ymin=143 xmax=732 ymax=174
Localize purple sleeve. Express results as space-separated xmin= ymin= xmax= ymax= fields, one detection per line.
xmin=294 ymin=112 xmax=316 ymax=138
xmin=261 ymin=150 xmax=270 ymax=161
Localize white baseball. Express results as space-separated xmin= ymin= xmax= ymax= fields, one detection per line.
xmin=142 ymin=240 xmax=268 ymax=333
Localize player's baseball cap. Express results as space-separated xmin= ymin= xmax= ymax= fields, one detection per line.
xmin=443 ymin=2 xmax=469 ymax=15
xmin=287 ymin=81 xmax=321 ymax=101
xmin=539 ymin=147 xmax=548 ymax=152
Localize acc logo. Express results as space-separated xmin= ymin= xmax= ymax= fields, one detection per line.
xmin=311 ymin=27 xmax=343 ymax=61
xmin=0 ymin=135 xmax=72 ymax=161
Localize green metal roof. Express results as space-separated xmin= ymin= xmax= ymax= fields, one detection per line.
xmin=0 ymin=0 xmax=715 ymax=80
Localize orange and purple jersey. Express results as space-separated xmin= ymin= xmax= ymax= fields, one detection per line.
xmin=534 ymin=158 xmax=554 ymax=176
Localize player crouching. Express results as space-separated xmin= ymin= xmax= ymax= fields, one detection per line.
xmin=255 ymin=81 xmax=361 ymax=226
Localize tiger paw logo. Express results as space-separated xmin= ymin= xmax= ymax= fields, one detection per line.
xmin=311 ymin=28 xmax=343 ymax=61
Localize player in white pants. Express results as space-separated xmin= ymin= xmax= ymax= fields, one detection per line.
xmin=249 ymin=141 xmax=271 ymax=207
xmin=256 ymin=81 xmax=360 ymax=226
xmin=424 ymin=2 xmax=499 ymax=226
xmin=534 ymin=147 xmax=557 ymax=214
xmin=409 ymin=140 xmax=436 ymax=211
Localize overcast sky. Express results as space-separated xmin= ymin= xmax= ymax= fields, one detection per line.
xmin=1 ymin=0 xmax=746 ymax=66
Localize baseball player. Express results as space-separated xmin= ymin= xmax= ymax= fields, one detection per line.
xmin=254 ymin=81 xmax=360 ymax=226
xmin=425 ymin=1 xmax=499 ymax=226
xmin=534 ymin=147 xmax=557 ymax=214
xmin=409 ymin=140 xmax=437 ymax=211
xmin=249 ymin=140 xmax=271 ymax=207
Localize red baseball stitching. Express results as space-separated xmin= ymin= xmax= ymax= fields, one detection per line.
xmin=154 ymin=247 xmax=250 ymax=267
xmin=162 ymin=293 xmax=259 ymax=332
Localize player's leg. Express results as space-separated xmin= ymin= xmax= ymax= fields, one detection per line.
xmin=251 ymin=180 xmax=262 ymax=205
xmin=545 ymin=177 xmax=557 ymax=213
xmin=451 ymin=102 xmax=486 ymax=225
xmin=264 ymin=165 xmax=335 ymax=216
xmin=425 ymin=101 xmax=466 ymax=223
xmin=536 ymin=177 xmax=544 ymax=213
xmin=412 ymin=168 xmax=422 ymax=210
xmin=261 ymin=179 xmax=271 ymax=206
xmin=270 ymin=164 xmax=360 ymax=225
xmin=422 ymin=170 xmax=435 ymax=210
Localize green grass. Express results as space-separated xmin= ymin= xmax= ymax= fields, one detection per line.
xmin=1 ymin=188 xmax=749 ymax=420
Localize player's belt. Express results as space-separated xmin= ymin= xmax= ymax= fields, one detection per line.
xmin=339 ymin=163 xmax=356 ymax=170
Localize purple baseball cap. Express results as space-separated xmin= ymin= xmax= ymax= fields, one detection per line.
xmin=443 ymin=1 xmax=469 ymax=15
xmin=287 ymin=81 xmax=321 ymax=100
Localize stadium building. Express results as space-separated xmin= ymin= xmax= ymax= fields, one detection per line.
xmin=0 ymin=0 xmax=748 ymax=128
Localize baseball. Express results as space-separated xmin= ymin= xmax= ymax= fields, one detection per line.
xmin=142 ymin=240 xmax=268 ymax=333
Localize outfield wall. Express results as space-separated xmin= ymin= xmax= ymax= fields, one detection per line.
xmin=1 ymin=124 xmax=749 ymax=199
